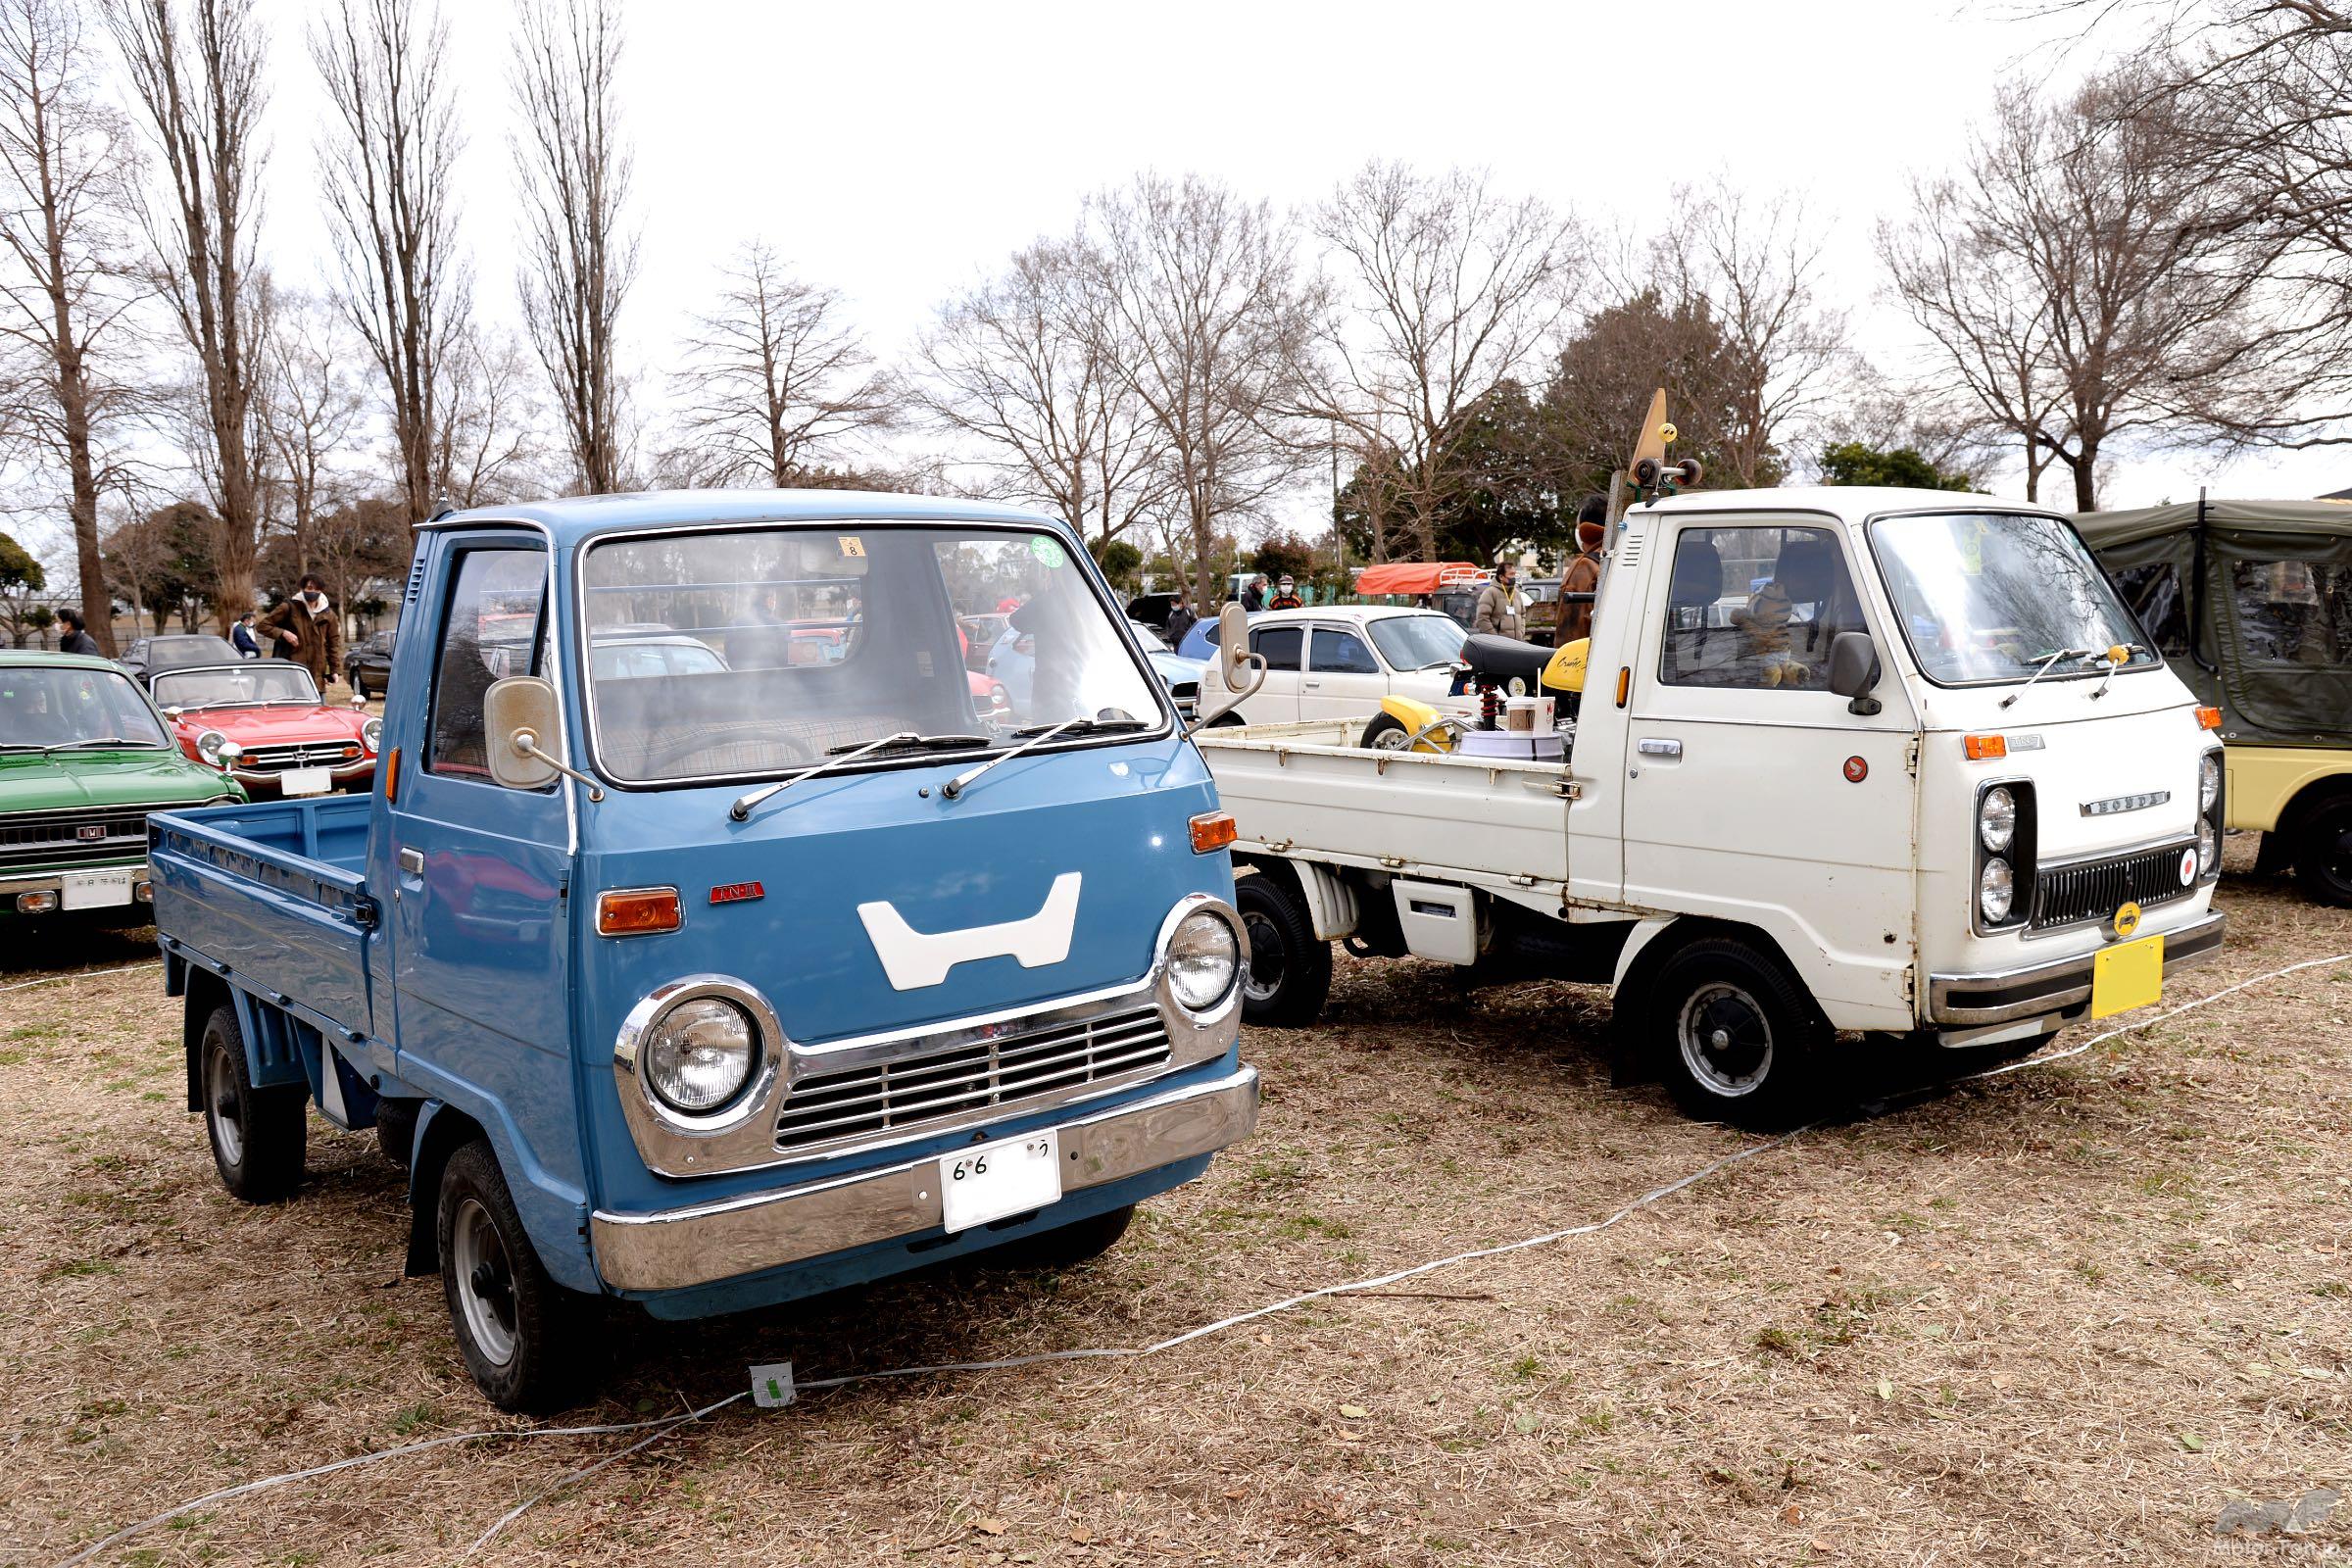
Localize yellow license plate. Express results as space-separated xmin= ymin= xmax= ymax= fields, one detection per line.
xmin=2090 ymin=933 xmax=2164 ymax=1018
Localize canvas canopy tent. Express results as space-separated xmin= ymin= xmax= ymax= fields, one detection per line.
xmin=2076 ymin=498 xmax=2352 ymax=748
xmin=1352 ymin=562 xmax=1488 ymax=597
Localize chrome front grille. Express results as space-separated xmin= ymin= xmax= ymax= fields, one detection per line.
xmin=776 ymin=1003 xmax=1172 ymax=1154
xmin=2030 ymin=842 xmax=2196 ymax=930
xmin=240 ymin=741 xmax=361 ymax=771
xmin=0 ymin=805 xmax=159 ymax=870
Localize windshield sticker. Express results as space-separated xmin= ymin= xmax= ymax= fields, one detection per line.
xmin=1958 ymin=519 xmax=1987 ymax=575
xmin=1029 ymin=536 xmax=1066 ymax=570
xmin=837 ymin=535 xmax=866 ymax=558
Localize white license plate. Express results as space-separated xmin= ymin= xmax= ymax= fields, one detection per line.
xmin=280 ymin=767 xmax=331 ymax=797
xmin=61 ymin=869 xmax=134 ymax=909
xmin=938 ymin=1130 xmax=1063 ymax=1234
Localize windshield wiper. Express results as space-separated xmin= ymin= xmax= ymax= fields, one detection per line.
xmin=55 ymin=737 xmax=158 ymax=750
xmin=2088 ymin=643 xmax=2144 ymax=701
xmin=1999 ymin=648 xmax=2092 ymax=709
xmin=730 ymin=730 xmax=925 ymax=822
xmin=826 ymin=732 xmax=991 ymax=757
xmin=944 ymin=714 xmax=1150 ymax=801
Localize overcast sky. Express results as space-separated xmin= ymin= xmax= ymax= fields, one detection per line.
xmin=209 ymin=0 xmax=2348 ymax=537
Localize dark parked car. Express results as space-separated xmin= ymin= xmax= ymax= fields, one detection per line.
xmin=343 ymin=628 xmax=396 ymax=700
xmin=120 ymin=634 xmax=242 ymax=680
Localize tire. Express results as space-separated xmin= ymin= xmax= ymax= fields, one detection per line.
xmin=1647 ymin=938 xmax=1827 ymax=1129
xmin=1236 ymin=873 xmax=1332 ymax=1028
xmin=989 ymin=1203 xmax=1135 ymax=1269
xmin=435 ymin=1140 xmax=584 ymax=1413
xmin=2293 ymin=796 xmax=2352 ymax=906
xmin=1360 ymin=712 xmax=1413 ymax=752
xmin=200 ymin=1004 xmax=306 ymax=1202
xmin=350 ymin=671 xmax=369 ymax=702
xmin=375 ymin=1100 xmax=417 ymax=1169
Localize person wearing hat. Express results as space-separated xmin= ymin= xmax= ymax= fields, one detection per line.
xmin=1267 ymin=574 xmax=1303 ymax=611
xmin=1558 ymin=495 xmax=1608 ymax=645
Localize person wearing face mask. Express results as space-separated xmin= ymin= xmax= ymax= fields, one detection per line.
xmin=1267 ymin=575 xmax=1303 ymax=612
xmin=258 ymin=572 xmax=345 ymax=688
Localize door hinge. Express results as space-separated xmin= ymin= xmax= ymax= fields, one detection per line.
xmin=1550 ymin=778 xmax=1582 ymax=800
xmin=1904 ymin=736 xmax=1922 ymax=777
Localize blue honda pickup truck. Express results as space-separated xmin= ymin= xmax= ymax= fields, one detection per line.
xmin=149 ymin=491 xmax=1261 ymax=1410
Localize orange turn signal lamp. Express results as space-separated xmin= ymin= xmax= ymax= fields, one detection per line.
xmin=1190 ymin=810 xmax=1238 ymax=855
xmin=597 ymin=886 xmax=681 ymax=937
xmin=1963 ymin=734 xmax=2007 ymax=761
xmin=2195 ymin=706 xmax=2223 ymax=731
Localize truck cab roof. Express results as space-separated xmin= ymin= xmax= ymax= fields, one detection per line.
xmin=1631 ymin=485 xmax=2054 ymax=522
xmin=426 ymin=488 xmax=1061 ymax=550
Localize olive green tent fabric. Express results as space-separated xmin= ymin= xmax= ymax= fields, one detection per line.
xmin=2076 ymin=499 xmax=2352 ymax=748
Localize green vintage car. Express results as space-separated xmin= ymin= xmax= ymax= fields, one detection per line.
xmin=1 ymin=651 xmax=246 ymax=920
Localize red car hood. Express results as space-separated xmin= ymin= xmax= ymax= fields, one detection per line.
xmin=172 ymin=704 xmax=368 ymax=746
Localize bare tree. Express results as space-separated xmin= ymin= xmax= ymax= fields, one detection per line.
xmin=914 ymin=234 xmax=1170 ymax=551
xmin=510 ymin=0 xmax=632 ymax=494
xmin=433 ymin=319 xmax=546 ymax=506
xmin=1651 ymin=180 xmax=1849 ymax=489
xmin=1308 ymin=161 xmax=1578 ymax=561
xmin=1088 ymin=172 xmax=1319 ymax=612
xmin=310 ymin=0 xmax=466 ymax=526
xmin=668 ymin=240 xmax=894 ymax=487
xmin=257 ymin=288 xmax=366 ymax=574
xmin=104 ymin=0 xmax=270 ymax=632
xmin=0 ymin=0 xmax=147 ymax=654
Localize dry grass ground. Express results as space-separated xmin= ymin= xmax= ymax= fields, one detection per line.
xmin=2 ymin=844 xmax=2346 ymax=1567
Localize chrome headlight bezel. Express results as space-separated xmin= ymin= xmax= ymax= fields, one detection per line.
xmin=1152 ymin=894 xmax=1248 ymax=1031
xmin=361 ymin=716 xmax=383 ymax=754
xmin=2197 ymin=752 xmax=2221 ymax=814
xmin=196 ymin=727 xmax=229 ymax=764
xmin=613 ymin=975 xmax=786 ymax=1157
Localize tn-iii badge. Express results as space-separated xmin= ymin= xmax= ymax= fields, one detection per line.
xmin=2082 ymin=790 xmax=2170 ymax=816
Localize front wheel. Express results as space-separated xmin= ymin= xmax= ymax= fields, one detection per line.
xmin=2293 ymin=797 xmax=2352 ymax=906
xmin=1360 ymin=712 xmax=1412 ymax=752
xmin=1236 ymin=873 xmax=1332 ymax=1027
xmin=201 ymin=1004 xmax=306 ymax=1202
xmin=1648 ymin=938 xmax=1825 ymax=1129
xmin=436 ymin=1140 xmax=584 ymax=1413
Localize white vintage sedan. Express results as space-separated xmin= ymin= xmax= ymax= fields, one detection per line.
xmin=1195 ymin=606 xmax=1468 ymax=725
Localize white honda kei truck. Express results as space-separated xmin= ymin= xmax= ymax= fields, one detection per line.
xmin=1197 ymin=487 xmax=2227 ymax=1126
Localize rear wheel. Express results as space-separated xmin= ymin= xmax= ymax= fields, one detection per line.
xmin=201 ymin=1004 xmax=306 ymax=1202
xmin=436 ymin=1140 xmax=583 ymax=1413
xmin=1648 ymin=938 xmax=1826 ymax=1129
xmin=374 ymin=1100 xmax=417 ymax=1169
xmin=1236 ymin=873 xmax=1332 ymax=1027
xmin=2293 ymin=796 xmax=2352 ymax=906
xmin=1360 ymin=712 xmax=1412 ymax=752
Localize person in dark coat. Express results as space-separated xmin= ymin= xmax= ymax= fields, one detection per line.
xmin=1164 ymin=594 xmax=1197 ymax=649
xmin=55 ymin=608 xmax=101 ymax=658
xmin=257 ymin=572 xmax=344 ymax=686
xmin=230 ymin=612 xmax=262 ymax=659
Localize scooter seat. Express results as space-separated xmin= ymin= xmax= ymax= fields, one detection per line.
xmin=1460 ymin=633 xmax=1555 ymax=686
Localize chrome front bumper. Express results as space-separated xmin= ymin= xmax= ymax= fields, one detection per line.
xmin=590 ymin=1064 xmax=1259 ymax=1292
xmin=1926 ymin=910 xmax=2225 ymax=1027
xmin=0 ymin=863 xmax=152 ymax=905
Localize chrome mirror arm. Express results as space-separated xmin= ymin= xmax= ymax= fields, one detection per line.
xmin=510 ymin=726 xmax=605 ymax=802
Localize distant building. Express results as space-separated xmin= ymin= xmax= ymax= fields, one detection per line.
xmin=2325 ymin=486 xmax=2352 ymax=501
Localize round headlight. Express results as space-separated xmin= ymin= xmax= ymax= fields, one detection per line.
xmin=2197 ymin=818 xmax=2218 ymax=876
xmin=1979 ymin=785 xmax=2017 ymax=853
xmin=1979 ymin=857 xmax=2014 ymax=924
xmin=196 ymin=728 xmax=228 ymax=763
xmin=361 ymin=716 xmax=384 ymax=754
xmin=1166 ymin=909 xmax=1240 ymax=1012
xmin=643 ymin=997 xmax=757 ymax=1113
xmin=2198 ymin=753 xmax=2220 ymax=813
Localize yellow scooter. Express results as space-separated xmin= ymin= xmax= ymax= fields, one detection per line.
xmin=1359 ymin=637 xmax=1588 ymax=753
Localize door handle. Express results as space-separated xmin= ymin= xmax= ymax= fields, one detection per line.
xmin=398 ymin=847 xmax=424 ymax=875
xmin=1636 ymin=738 xmax=1684 ymax=759
xmin=1303 ymin=679 xmax=1322 ymax=688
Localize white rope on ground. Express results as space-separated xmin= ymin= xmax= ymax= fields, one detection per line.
xmin=0 ymin=960 xmax=160 ymax=995
xmin=58 ymin=948 xmax=2352 ymax=1566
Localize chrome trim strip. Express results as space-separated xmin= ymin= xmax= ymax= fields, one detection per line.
xmin=1926 ymin=910 xmax=2224 ymax=1025
xmin=590 ymin=1065 xmax=1258 ymax=1292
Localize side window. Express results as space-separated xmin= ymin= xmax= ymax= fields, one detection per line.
xmin=1660 ymin=525 xmax=1865 ymax=691
xmin=1309 ymin=627 xmax=1379 ymax=674
xmin=1250 ymin=625 xmax=1303 ymax=671
xmin=428 ymin=548 xmax=548 ymax=778
xmin=2233 ymin=559 xmax=2351 ymax=667
xmin=2111 ymin=563 xmax=2191 ymax=657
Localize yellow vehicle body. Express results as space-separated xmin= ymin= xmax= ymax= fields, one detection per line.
xmin=2226 ymin=744 xmax=2352 ymax=834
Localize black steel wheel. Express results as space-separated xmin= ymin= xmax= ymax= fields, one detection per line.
xmin=1648 ymin=938 xmax=1825 ymax=1129
xmin=200 ymin=1004 xmax=306 ymax=1202
xmin=435 ymin=1140 xmax=584 ymax=1413
xmin=2293 ymin=796 xmax=2352 ymax=907
xmin=1236 ymin=873 xmax=1332 ymax=1028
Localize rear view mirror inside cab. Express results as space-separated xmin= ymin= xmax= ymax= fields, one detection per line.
xmin=1827 ymin=632 xmax=1883 ymax=715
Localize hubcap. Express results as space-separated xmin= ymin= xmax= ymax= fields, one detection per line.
xmin=452 ymin=1198 xmax=519 ymax=1366
xmin=206 ymin=1048 xmax=243 ymax=1166
xmin=1677 ymin=982 xmax=1774 ymax=1099
xmin=1369 ymin=724 xmax=1411 ymax=752
xmin=1241 ymin=910 xmax=1287 ymax=1003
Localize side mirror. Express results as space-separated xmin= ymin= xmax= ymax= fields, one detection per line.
xmin=1827 ymin=631 xmax=1884 ymax=716
xmin=484 ymin=675 xmax=605 ymax=800
xmin=1186 ymin=603 xmax=1266 ymax=736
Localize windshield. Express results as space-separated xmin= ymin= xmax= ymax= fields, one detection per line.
xmin=1367 ymin=613 xmax=1469 ymax=670
xmin=1871 ymin=512 xmax=2162 ymax=686
xmin=579 ymin=523 xmax=1166 ymax=784
xmin=154 ymin=664 xmax=321 ymax=710
xmin=0 ymin=665 xmax=170 ymax=750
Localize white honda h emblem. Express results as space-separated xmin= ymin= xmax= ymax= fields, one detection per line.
xmin=858 ymin=873 xmax=1082 ymax=991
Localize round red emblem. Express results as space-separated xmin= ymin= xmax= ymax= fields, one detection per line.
xmin=1842 ymin=756 xmax=1869 ymax=783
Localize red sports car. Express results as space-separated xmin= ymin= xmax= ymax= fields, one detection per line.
xmin=148 ymin=662 xmax=380 ymax=798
